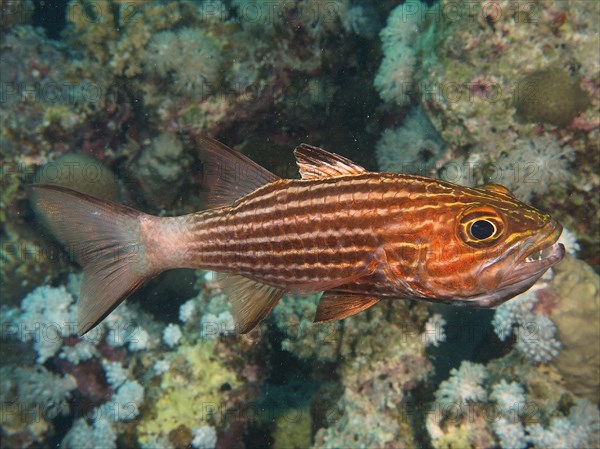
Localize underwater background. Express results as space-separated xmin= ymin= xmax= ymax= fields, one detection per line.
xmin=1 ymin=0 xmax=599 ymax=448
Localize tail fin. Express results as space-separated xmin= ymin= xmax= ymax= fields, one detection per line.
xmin=29 ymin=184 xmax=156 ymax=335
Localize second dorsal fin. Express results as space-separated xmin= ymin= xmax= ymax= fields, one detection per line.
xmin=198 ymin=137 xmax=280 ymax=208
xmin=294 ymin=144 xmax=367 ymax=180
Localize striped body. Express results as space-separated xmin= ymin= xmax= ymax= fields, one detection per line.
xmin=149 ymin=172 xmax=559 ymax=303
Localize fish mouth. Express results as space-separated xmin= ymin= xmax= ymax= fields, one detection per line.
xmin=523 ymin=241 xmax=564 ymax=265
xmin=463 ymin=222 xmax=565 ymax=308
xmin=512 ymin=221 xmax=565 ymax=279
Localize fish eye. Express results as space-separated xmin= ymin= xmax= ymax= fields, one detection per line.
xmin=458 ymin=207 xmax=504 ymax=247
xmin=470 ymin=220 xmax=496 ymax=240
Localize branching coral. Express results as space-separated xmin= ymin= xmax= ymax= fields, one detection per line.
xmin=61 ymin=417 xmax=117 ymax=449
xmin=514 ymin=315 xmax=562 ymax=364
xmin=59 ymin=339 xmax=99 ymax=364
xmin=191 ymin=425 xmax=218 ymax=449
xmin=490 ymin=380 xmax=526 ymax=414
xmin=492 ymin=287 xmax=562 ymax=364
xmin=12 ymin=366 xmax=77 ymax=417
xmin=423 ymin=313 xmax=447 ymax=347
xmin=102 ymin=360 xmax=129 ymax=389
xmin=493 ymin=418 xmax=527 ymax=449
xmin=163 ymin=323 xmax=183 ymax=348
xmin=374 ymin=45 xmax=417 ymax=106
xmin=15 ymin=285 xmax=78 ymax=363
xmin=429 ymin=354 xmax=600 ymax=449
xmin=199 ymin=312 xmax=236 ymax=340
xmin=526 ymin=399 xmax=600 ymax=449
xmin=314 ymin=301 xmax=432 ymax=448
xmin=492 ymin=290 xmax=538 ymax=341
xmin=102 ymin=379 xmax=145 ymax=421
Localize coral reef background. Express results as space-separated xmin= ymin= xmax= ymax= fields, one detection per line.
xmin=1 ymin=1 xmax=598 ymax=448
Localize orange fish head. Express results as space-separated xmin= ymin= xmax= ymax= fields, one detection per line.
xmin=411 ymin=184 xmax=565 ymax=307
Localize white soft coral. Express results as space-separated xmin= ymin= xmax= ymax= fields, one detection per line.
xmin=494 ymin=134 xmax=575 ymax=201
xmin=434 ymin=361 xmax=488 ymax=407
xmin=145 ymin=28 xmax=222 ymax=96
xmin=16 ymin=285 xmax=78 ymax=363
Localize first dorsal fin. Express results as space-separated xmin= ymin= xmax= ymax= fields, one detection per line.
xmin=198 ymin=137 xmax=280 ymax=208
xmin=314 ymin=292 xmax=380 ymax=323
xmin=215 ymin=273 xmax=286 ymax=333
xmin=294 ymin=144 xmax=367 ymax=180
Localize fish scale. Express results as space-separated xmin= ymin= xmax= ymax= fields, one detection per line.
xmin=30 ymin=138 xmax=565 ymax=335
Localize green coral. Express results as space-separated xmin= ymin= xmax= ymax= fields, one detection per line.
xmin=137 ymin=341 xmax=239 ymax=447
xmin=271 ymin=404 xmax=312 ymax=449
xmin=431 ymin=424 xmax=476 ymax=449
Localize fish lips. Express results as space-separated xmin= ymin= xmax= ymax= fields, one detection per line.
xmin=506 ymin=221 xmax=565 ymax=284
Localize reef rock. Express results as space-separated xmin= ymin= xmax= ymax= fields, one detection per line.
xmin=550 ymin=256 xmax=600 ymax=404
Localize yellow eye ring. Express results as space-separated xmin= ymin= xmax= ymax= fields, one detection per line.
xmin=458 ymin=207 xmax=504 ymax=247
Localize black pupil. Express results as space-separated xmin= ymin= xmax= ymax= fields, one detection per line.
xmin=471 ymin=220 xmax=495 ymax=240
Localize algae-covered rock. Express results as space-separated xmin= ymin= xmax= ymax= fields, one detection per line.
xmin=550 ymin=256 xmax=600 ymax=404
xmin=133 ymin=132 xmax=190 ymax=209
xmin=34 ymin=153 xmax=120 ymax=201
xmin=313 ymin=301 xmax=433 ymax=448
xmin=515 ymin=69 xmax=590 ymax=126
xmin=272 ymin=293 xmax=341 ymax=363
xmin=407 ymin=0 xmax=599 ymax=240
xmin=0 ymin=0 xmax=34 ymax=32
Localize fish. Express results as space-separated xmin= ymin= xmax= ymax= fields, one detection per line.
xmin=30 ymin=138 xmax=565 ymax=335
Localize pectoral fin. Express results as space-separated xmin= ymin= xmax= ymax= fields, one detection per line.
xmin=215 ymin=273 xmax=285 ymax=333
xmin=314 ymin=293 xmax=380 ymax=323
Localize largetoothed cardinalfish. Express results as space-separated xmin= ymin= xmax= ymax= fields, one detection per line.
xmin=30 ymin=138 xmax=565 ymax=336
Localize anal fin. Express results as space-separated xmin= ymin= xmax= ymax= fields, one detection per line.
xmin=314 ymin=293 xmax=380 ymax=323
xmin=215 ymin=273 xmax=285 ymax=333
